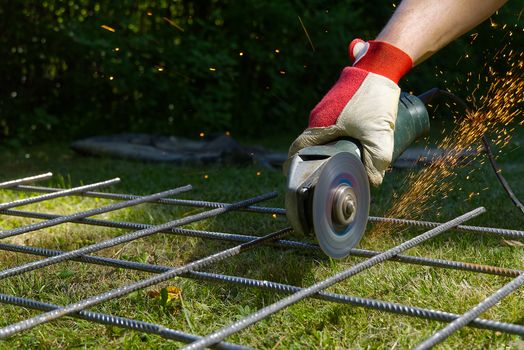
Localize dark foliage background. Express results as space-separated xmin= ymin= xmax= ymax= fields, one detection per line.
xmin=0 ymin=1 xmax=521 ymax=145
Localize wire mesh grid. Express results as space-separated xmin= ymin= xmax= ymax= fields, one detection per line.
xmin=0 ymin=172 xmax=522 ymax=349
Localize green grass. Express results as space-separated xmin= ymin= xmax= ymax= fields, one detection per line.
xmin=0 ymin=128 xmax=523 ymax=349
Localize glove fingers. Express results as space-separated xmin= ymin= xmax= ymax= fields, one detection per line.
xmin=359 ymin=123 xmax=394 ymax=187
xmin=361 ymin=146 xmax=387 ymax=187
xmin=284 ymin=126 xmax=344 ymax=176
xmin=287 ymin=126 xmax=344 ymax=158
xmin=285 ymin=124 xmax=392 ymax=188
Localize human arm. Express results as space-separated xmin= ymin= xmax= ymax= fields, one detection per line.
xmin=287 ymin=0 xmax=506 ymax=186
xmin=377 ymin=0 xmax=507 ymax=65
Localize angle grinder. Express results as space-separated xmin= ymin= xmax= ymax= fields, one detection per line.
xmin=285 ymin=92 xmax=430 ymax=258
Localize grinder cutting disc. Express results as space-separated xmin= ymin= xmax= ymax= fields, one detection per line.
xmin=312 ymin=152 xmax=370 ymax=258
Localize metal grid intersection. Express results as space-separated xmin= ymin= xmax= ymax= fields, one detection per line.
xmin=0 ymin=173 xmax=522 ymax=349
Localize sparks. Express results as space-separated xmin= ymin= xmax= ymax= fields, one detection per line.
xmin=100 ymin=25 xmax=115 ymax=32
xmin=297 ymin=16 xmax=315 ymax=52
xmin=163 ymin=17 xmax=185 ymax=32
xmin=373 ymin=50 xmax=523 ymax=235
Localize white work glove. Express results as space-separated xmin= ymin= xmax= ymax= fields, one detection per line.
xmin=288 ymin=39 xmax=413 ymax=186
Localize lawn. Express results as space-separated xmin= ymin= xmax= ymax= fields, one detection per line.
xmin=0 ymin=126 xmax=523 ymax=349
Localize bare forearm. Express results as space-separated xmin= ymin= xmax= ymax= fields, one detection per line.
xmin=377 ymin=0 xmax=507 ymax=65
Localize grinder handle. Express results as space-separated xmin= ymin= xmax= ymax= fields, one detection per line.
xmin=391 ymin=93 xmax=431 ymax=161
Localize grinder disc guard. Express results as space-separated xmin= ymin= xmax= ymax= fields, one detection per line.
xmin=313 ymin=152 xmax=370 ymax=258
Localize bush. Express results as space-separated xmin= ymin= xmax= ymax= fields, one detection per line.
xmin=0 ymin=1 xmax=521 ymax=145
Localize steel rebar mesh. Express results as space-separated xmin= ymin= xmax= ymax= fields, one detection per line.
xmin=0 ymin=241 xmax=521 ymax=336
xmin=1 ymin=174 xmax=522 ymax=348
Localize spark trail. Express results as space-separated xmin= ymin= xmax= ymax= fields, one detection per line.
xmin=377 ymin=50 xmax=523 ymax=233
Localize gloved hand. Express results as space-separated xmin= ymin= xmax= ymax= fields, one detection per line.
xmin=287 ymin=39 xmax=413 ymax=186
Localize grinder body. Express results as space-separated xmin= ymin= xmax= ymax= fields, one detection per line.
xmin=285 ymin=92 xmax=430 ymax=258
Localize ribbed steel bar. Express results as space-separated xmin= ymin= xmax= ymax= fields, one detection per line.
xmin=0 ymin=173 xmax=53 ymax=189
xmin=1 ymin=241 xmax=522 ymax=336
xmin=0 ymin=186 xmax=192 ymax=240
xmin=0 ymin=192 xmax=276 ymax=280
xmin=12 ymin=185 xmax=524 ymax=239
xmin=183 ymin=207 xmax=485 ymax=350
xmin=0 ymin=294 xmax=252 ymax=350
xmin=368 ymin=216 xmax=524 ymax=240
xmin=192 ymin=272 xmax=524 ymax=336
xmin=414 ymin=274 xmax=524 ymax=350
xmin=0 ymin=226 xmax=290 ymax=338
xmin=2 ymin=206 xmax=308 ymax=246
xmin=1 ymin=209 xmax=520 ymax=278
xmin=0 ymin=178 xmax=120 ymax=210
xmin=14 ymin=184 xmax=285 ymax=215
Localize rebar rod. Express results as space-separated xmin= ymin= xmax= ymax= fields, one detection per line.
xmin=12 ymin=185 xmax=524 ymax=239
xmin=1 ymin=209 xmax=520 ymax=278
xmin=193 ymin=271 xmax=524 ymax=336
xmin=414 ymin=273 xmax=524 ymax=350
xmin=368 ymin=216 xmax=524 ymax=240
xmin=0 ymin=178 xmax=120 ymax=210
xmin=11 ymin=185 xmax=524 ymax=239
xmin=2 ymin=207 xmax=311 ymax=247
xmin=183 ymin=207 xmax=485 ymax=350
xmin=0 ymin=186 xmax=192 ymax=240
xmin=0 ymin=226 xmax=290 ymax=338
xmin=0 ymin=241 xmax=522 ymax=336
xmin=14 ymin=184 xmax=285 ymax=215
xmin=0 ymin=293 xmax=252 ymax=350
xmin=0 ymin=192 xmax=277 ymax=280
xmin=0 ymin=173 xmax=53 ymax=189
